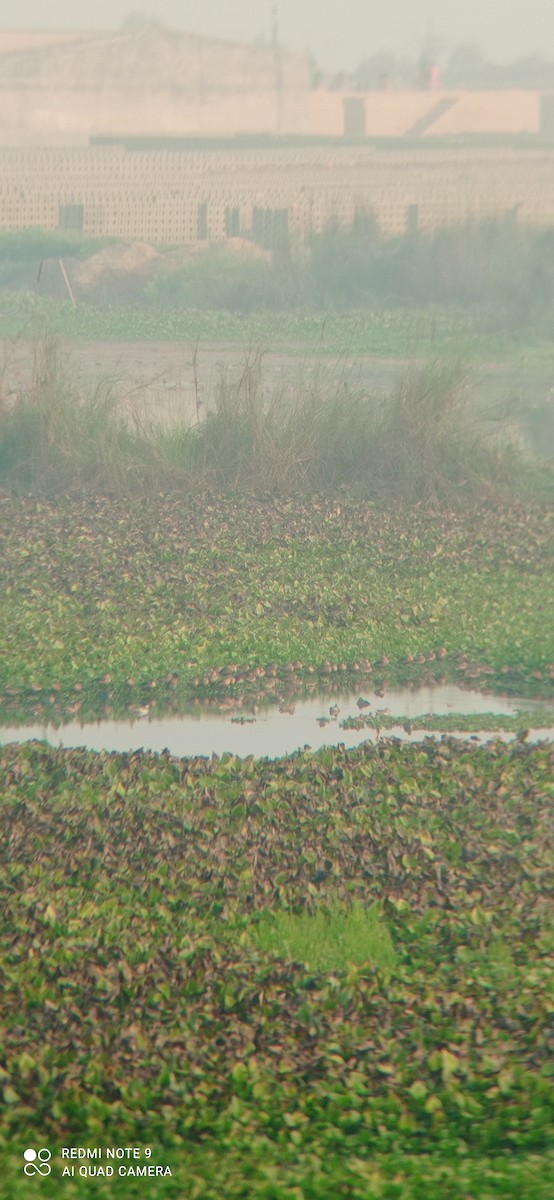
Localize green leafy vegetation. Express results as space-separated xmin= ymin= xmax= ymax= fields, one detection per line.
xmin=304 ymin=221 xmax=554 ymax=332
xmin=0 ymin=289 xmax=509 ymax=358
xmin=145 ymin=244 xmax=291 ymax=313
xmin=0 ymin=486 xmax=552 ymax=720
xmin=341 ymin=708 xmax=554 ymax=736
xmin=4 ymin=1148 xmax=554 ymax=1200
xmin=0 ymin=276 xmax=552 ymax=1193
xmin=2 ymin=219 xmax=554 ymax=362
xmin=0 ymin=737 xmax=553 ymax=1197
xmin=0 ymin=491 xmax=551 ymax=1195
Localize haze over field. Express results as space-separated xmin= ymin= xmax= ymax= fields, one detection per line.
xmin=1 ymin=0 xmax=553 ymax=70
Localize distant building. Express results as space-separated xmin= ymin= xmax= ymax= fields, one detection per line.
xmin=0 ymin=25 xmax=547 ymax=146
xmin=0 ymin=25 xmax=311 ymax=143
xmin=1 ymin=25 xmax=553 ymax=245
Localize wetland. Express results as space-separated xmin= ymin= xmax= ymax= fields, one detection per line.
xmin=1 ymin=477 xmax=552 ymax=1197
xmin=1 ymin=223 xmax=553 ymax=1195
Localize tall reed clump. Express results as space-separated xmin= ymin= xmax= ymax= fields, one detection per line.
xmin=184 ymin=353 xmax=388 ymax=495
xmin=0 ymin=337 xmax=194 ymax=494
xmin=0 ymin=338 xmax=536 ymax=505
xmin=366 ymin=359 xmax=524 ymax=507
xmin=188 ymin=354 xmax=527 ymax=506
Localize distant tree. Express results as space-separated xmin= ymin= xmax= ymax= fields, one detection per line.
xmin=355 ymin=40 xmax=554 ymax=92
xmin=445 ymin=41 xmax=490 ymax=86
xmin=504 ymin=54 xmax=554 ymax=88
xmin=121 ymin=12 xmax=162 ymax=31
xmin=445 ymin=41 xmax=554 ymax=88
xmin=354 ymin=52 xmax=413 ymax=90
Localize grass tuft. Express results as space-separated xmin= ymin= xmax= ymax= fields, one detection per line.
xmin=180 ymin=354 xmax=539 ymax=505
xmin=366 ymin=358 xmax=525 ymax=506
xmin=251 ymin=901 xmax=398 ymax=974
xmin=0 ymin=338 xmax=547 ymax=505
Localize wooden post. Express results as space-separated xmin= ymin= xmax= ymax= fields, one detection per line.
xmin=58 ymin=259 xmax=77 ymax=308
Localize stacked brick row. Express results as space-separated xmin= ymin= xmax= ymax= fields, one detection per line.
xmin=1 ymin=145 xmax=554 ymax=244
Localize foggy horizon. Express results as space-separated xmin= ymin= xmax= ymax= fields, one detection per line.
xmin=1 ymin=0 xmax=554 ymax=72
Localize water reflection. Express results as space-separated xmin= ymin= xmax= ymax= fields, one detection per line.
xmin=1 ymin=684 xmax=552 ymax=759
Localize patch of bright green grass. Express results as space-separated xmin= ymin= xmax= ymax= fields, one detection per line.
xmin=251 ymin=902 xmax=398 ymax=974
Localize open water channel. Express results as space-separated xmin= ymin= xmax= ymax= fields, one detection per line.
xmin=2 ymin=684 xmax=552 ymax=759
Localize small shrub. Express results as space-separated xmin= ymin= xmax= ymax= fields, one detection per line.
xmin=305 ymin=219 xmax=554 ymax=329
xmin=146 ymin=246 xmax=294 ymax=313
xmin=365 ymin=359 xmax=521 ymax=506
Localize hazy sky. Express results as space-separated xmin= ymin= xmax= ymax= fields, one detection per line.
xmin=1 ymin=1 xmax=553 ymax=70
